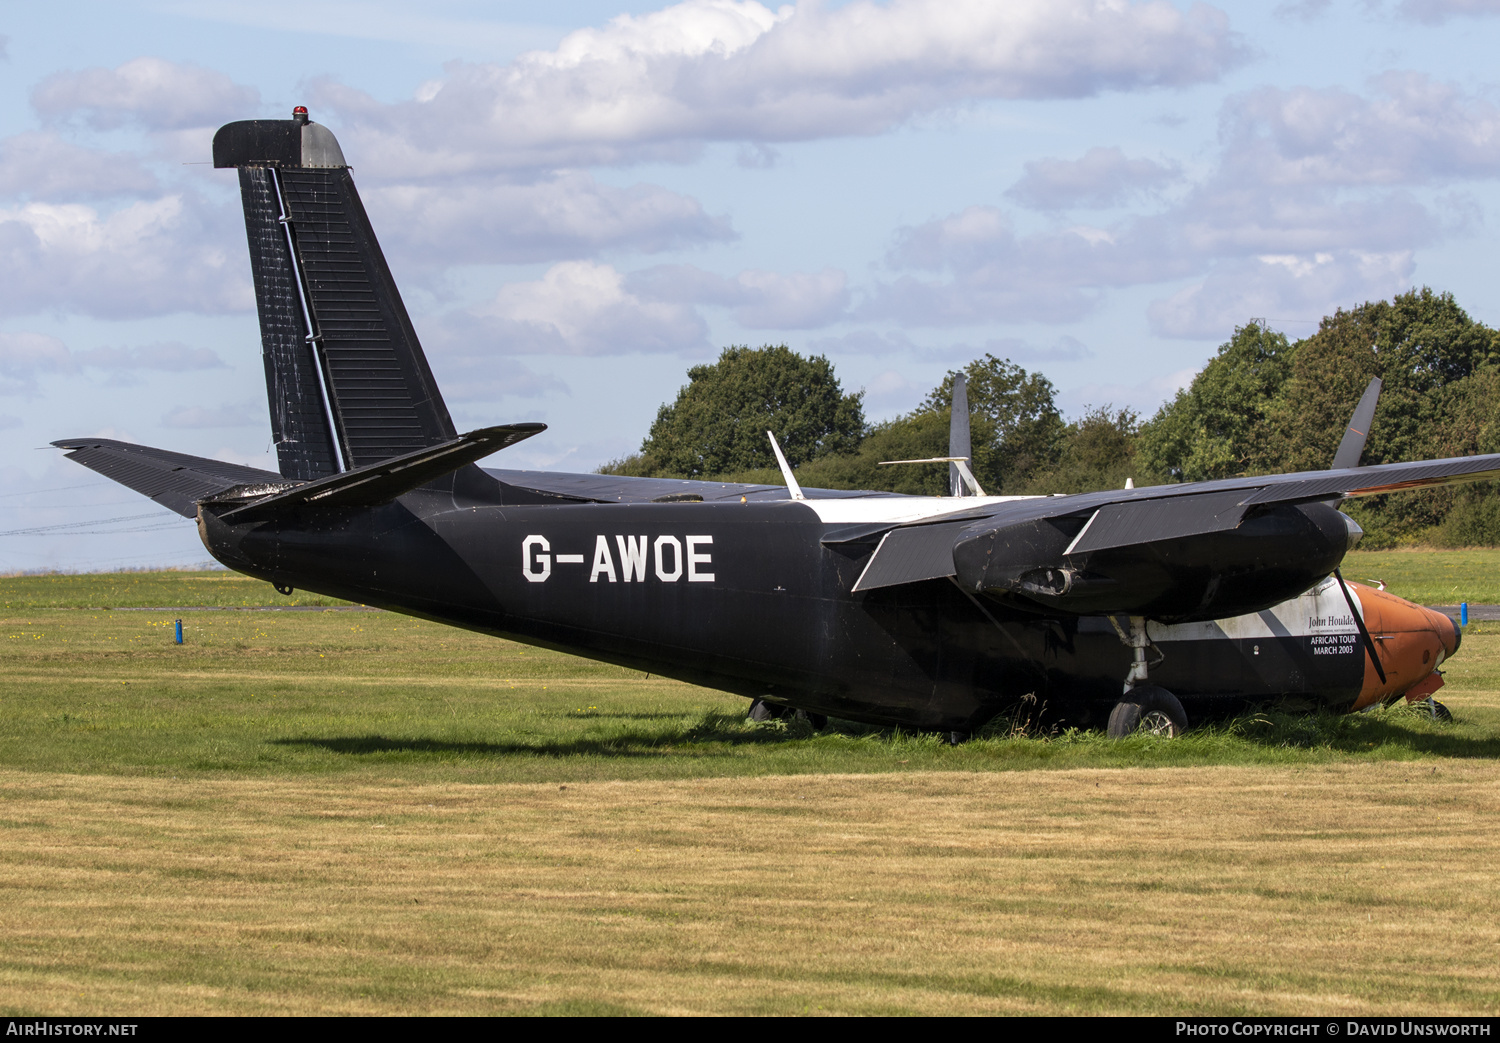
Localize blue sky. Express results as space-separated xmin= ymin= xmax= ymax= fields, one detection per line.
xmin=3 ymin=0 xmax=1499 ymax=570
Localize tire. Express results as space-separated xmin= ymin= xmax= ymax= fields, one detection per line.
xmin=1428 ymin=699 xmax=1453 ymax=722
xmin=794 ymin=709 xmax=829 ymax=730
xmin=748 ymin=698 xmax=787 ymax=722
xmin=1107 ymin=685 xmax=1188 ymax=739
xmin=944 ymin=730 xmax=970 ymax=746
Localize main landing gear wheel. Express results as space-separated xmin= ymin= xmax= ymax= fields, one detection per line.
xmin=747 ymin=698 xmax=787 ymax=722
xmin=1107 ymin=685 xmax=1188 ymax=739
xmin=795 ymin=709 xmax=829 ymax=731
xmin=748 ymin=700 xmax=829 ymax=730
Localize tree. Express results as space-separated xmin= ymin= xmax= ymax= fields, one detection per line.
xmin=921 ymin=355 xmax=1065 ymax=492
xmin=1027 ymin=406 xmax=1141 ymax=494
xmin=1136 ymin=322 xmax=1294 ymax=482
xmin=1270 ymin=290 xmax=1498 ymax=542
xmin=637 ymin=345 xmax=864 ymax=478
xmin=740 ymin=354 xmax=1064 ymax=495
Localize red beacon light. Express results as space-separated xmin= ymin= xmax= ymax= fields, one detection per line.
xmin=292 ymin=106 xmax=309 ymax=124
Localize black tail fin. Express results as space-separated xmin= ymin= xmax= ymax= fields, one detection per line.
xmin=214 ymin=112 xmax=457 ymax=479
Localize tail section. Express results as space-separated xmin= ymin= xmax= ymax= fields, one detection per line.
xmin=214 ymin=111 xmax=457 ymax=478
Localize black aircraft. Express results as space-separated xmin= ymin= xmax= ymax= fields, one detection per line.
xmin=56 ymin=110 xmax=1482 ymax=740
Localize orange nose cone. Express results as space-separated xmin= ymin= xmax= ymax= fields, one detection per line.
xmin=1349 ymin=583 xmax=1458 ymax=711
xmin=1441 ymin=610 xmax=1461 ymax=657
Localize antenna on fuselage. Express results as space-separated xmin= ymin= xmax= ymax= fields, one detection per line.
xmin=766 ymin=431 xmax=805 ymax=501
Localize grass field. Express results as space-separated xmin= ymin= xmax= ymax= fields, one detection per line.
xmin=1340 ymin=546 xmax=1500 ymax=605
xmin=2 ymin=568 xmax=1499 ymax=1015
xmin=0 ymin=569 xmax=351 ymax=610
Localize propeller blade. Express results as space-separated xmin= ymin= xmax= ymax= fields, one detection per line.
xmin=1332 ymin=376 xmax=1382 ymax=470
xmin=949 ymin=373 xmax=972 ymax=497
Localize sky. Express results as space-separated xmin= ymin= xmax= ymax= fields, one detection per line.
xmin=2 ymin=0 xmax=1499 ymax=571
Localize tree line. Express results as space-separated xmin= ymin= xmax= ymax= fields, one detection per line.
xmin=602 ymin=288 xmax=1500 ymax=547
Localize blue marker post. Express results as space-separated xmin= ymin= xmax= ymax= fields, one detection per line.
xmin=175 ymin=618 xmax=184 ymax=645
xmin=1460 ymin=602 xmax=1469 ymax=627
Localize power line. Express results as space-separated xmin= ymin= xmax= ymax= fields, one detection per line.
xmin=0 ymin=511 xmax=178 ymax=537
xmin=0 ymin=482 xmax=106 ymax=499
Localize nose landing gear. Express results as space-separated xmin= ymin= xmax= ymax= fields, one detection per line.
xmin=1106 ymin=615 xmax=1187 ymax=739
xmin=1107 ymin=684 xmax=1188 ymax=738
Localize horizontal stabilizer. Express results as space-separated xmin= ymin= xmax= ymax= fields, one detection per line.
xmin=1065 ymin=489 xmax=1249 ymax=556
xmin=219 ymin=423 xmax=544 ymax=521
xmin=851 ymin=520 xmax=970 ymax=592
xmin=52 ymin=439 xmax=284 ymax=518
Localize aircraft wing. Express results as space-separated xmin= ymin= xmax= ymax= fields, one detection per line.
xmin=852 ymin=451 xmax=1500 ymax=604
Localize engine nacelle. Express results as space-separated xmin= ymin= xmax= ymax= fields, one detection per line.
xmin=953 ymin=500 xmax=1354 ymax=623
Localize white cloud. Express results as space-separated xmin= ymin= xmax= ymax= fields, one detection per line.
xmin=1273 ymin=0 xmax=1332 ymax=18
xmin=865 ymin=74 xmax=1491 ymax=327
xmin=626 ymin=263 xmax=848 ymax=328
xmin=0 ymin=332 xmax=74 ymax=393
xmin=312 ymin=0 xmax=1245 ymax=177
xmin=425 ymin=354 xmax=567 ymax=404
xmin=730 ymin=269 xmax=848 ymax=328
xmin=805 ymin=329 xmax=921 ymax=357
xmin=364 ymin=174 xmax=735 ymax=265
xmin=736 ymin=143 xmax=779 ymax=169
xmin=0 ymin=133 xmax=159 ymax=200
xmin=0 ymin=196 xmax=250 ymax=318
xmin=0 ymin=332 xmax=229 ymax=394
xmin=162 ymin=404 xmax=257 ymax=428
xmin=865 ymin=207 xmax=1136 ymax=323
xmin=443 ymin=261 xmax=708 ymax=356
xmin=31 ymin=57 xmax=259 ymax=131
xmin=1145 ymin=251 xmax=1414 ymax=339
xmin=1218 ymin=75 xmax=1500 ymax=188
xmin=78 ymin=343 xmax=227 ymax=371
xmin=978 ymin=335 xmax=1094 ymax=363
xmin=1005 ymin=147 xmax=1179 ymax=211
xmin=151 ymin=0 xmax=563 ymax=55
xmin=860 ymin=368 xmax=927 ymax=413
xmin=1169 ymin=186 xmax=1439 ymax=255
xmin=867 ymin=188 xmax=1436 ymax=326
xmin=1059 ymin=367 xmax=1197 ymax=417
xmin=1396 ymin=0 xmax=1500 ymax=23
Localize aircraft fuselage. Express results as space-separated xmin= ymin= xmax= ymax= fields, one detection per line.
xmin=198 ymin=491 xmax=1458 ymax=732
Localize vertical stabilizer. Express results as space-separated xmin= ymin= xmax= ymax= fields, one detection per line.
xmin=215 ymin=111 xmax=458 ymax=477
xmin=949 ymin=373 xmax=972 ymax=497
xmin=237 ymin=166 xmax=340 ymax=480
